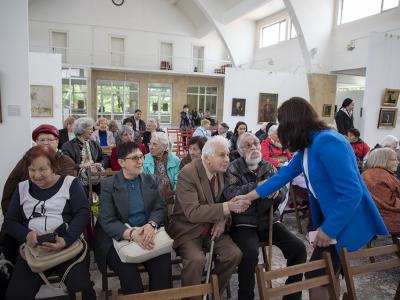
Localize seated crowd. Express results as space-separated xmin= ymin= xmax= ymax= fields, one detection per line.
xmin=0 ymin=99 xmax=398 ymax=300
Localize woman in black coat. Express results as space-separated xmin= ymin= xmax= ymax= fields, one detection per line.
xmin=335 ymin=98 xmax=354 ymax=135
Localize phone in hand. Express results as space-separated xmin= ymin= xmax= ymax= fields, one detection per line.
xmin=37 ymin=232 xmax=56 ymax=245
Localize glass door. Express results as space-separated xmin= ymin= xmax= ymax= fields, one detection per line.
xmin=148 ymin=84 xmax=172 ymax=126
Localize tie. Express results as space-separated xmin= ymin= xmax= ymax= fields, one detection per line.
xmin=210 ymin=175 xmax=217 ymax=196
xmin=201 ymin=175 xmax=217 ymax=238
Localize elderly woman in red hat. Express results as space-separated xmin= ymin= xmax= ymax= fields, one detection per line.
xmin=0 ymin=124 xmax=76 ymax=264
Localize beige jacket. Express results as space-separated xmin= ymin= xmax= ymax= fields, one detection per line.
xmin=169 ymin=159 xmax=226 ymax=248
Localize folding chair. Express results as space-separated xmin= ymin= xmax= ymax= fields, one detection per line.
xmin=256 ymin=251 xmax=339 ymax=300
xmin=78 ymin=275 xmax=221 ymax=300
xmin=280 ymin=183 xmax=308 ymax=234
xmin=340 ymin=238 xmax=400 ymax=300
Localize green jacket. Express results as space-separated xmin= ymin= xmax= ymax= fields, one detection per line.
xmin=143 ymin=153 xmax=181 ymax=190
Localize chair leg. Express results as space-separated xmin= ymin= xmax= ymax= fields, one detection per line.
xmin=366 ymin=240 xmax=376 ymax=263
xmin=260 ymin=246 xmax=272 ymax=288
xmin=225 ymin=281 xmax=232 ymax=299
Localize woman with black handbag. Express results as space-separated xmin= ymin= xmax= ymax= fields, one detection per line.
xmin=5 ymin=145 xmax=95 ymax=300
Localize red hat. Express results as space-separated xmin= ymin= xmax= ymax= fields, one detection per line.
xmin=32 ymin=124 xmax=59 ymax=141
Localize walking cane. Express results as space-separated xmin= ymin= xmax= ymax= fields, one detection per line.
xmin=268 ymin=207 xmax=273 ymax=271
xmin=203 ymin=239 xmax=215 ymax=300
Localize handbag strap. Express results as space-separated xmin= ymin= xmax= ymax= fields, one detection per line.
xmin=303 ymin=148 xmax=317 ymax=199
xmin=38 ymin=239 xmax=88 ymax=292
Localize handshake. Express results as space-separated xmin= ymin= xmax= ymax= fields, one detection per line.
xmin=227 ymin=194 xmax=252 ymax=214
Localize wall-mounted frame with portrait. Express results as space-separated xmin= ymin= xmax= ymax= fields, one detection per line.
xmin=258 ymin=93 xmax=278 ymax=123
xmin=377 ymin=108 xmax=398 ymax=128
xmin=231 ymin=98 xmax=246 ymax=116
xmin=382 ymin=88 xmax=400 ymax=107
xmin=322 ymin=104 xmax=332 ymax=117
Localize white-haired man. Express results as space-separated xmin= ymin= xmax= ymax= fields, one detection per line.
xmin=224 ymin=132 xmax=306 ymax=300
xmin=169 ymin=136 xmax=249 ymax=300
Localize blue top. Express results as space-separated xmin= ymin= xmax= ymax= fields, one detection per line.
xmin=99 ymin=130 xmax=108 ymax=146
xmin=192 ymin=126 xmax=211 ymax=139
xmin=126 ymin=176 xmax=146 ymax=227
xmin=143 ymin=153 xmax=181 ymax=190
xmin=255 ymin=129 xmax=388 ymax=252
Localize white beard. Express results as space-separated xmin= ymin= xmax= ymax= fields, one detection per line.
xmin=245 ymin=151 xmax=261 ymax=169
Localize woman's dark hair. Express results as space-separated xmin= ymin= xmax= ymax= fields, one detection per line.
xmin=188 ymin=136 xmax=207 ymax=150
xmin=347 ymin=128 xmax=360 ymax=138
xmin=183 ymin=104 xmax=189 ymax=109
xmin=265 ymin=122 xmax=276 ymax=134
xmin=277 ymin=97 xmax=329 ymax=152
xmin=24 ymin=145 xmax=59 ymax=174
xmin=233 ymin=121 xmax=247 ymax=136
xmin=122 ymin=117 xmax=134 ymax=126
xmin=116 ymin=141 xmax=141 ymax=159
xmin=341 ymin=98 xmax=354 ymax=108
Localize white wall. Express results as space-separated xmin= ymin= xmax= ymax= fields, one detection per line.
xmin=0 ymin=0 xmax=31 ymax=196
xmin=29 ymin=0 xmax=229 ymax=73
xmin=331 ymin=6 xmax=400 ymax=71
xmin=223 ymin=68 xmax=309 ymax=133
xmin=29 ymin=52 xmax=63 ymax=130
xmin=362 ymin=32 xmax=400 ymax=147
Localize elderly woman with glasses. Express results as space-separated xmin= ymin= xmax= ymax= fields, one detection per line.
xmin=5 ymin=145 xmax=95 ymax=300
xmin=143 ymin=132 xmax=180 ymax=205
xmin=1 ymin=125 xmax=76 ymax=265
xmin=110 ymin=125 xmax=147 ymax=171
xmin=94 ymin=142 xmax=171 ymax=295
xmin=362 ymin=148 xmax=400 ymax=237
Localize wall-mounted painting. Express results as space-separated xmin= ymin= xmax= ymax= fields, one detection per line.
xmin=231 ymin=98 xmax=246 ymax=116
xmin=258 ymin=93 xmax=278 ymax=123
xmin=30 ymin=85 xmax=53 ymax=117
xmin=382 ymin=88 xmax=400 ymax=106
xmin=378 ymin=108 xmax=397 ymax=128
xmin=322 ymin=104 xmax=332 ymax=117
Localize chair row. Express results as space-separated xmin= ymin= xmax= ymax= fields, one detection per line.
xmin=76 ymin=239 xmax=399 ymax=300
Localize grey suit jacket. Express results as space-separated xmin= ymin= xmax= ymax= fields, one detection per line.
xmin=169 ymin=159 xmax=226 ymax=248
xmin=94 ymin=171 xmax=166 ymax=272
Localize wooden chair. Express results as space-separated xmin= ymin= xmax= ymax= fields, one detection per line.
xmin=340 ymin=238 xmax=400 ymax=300
xmin=280 ymin=183 xmax=309 ymax=234
xmin=77 ymin=275 xmax=220 ymax=300
xmin=256 ymin=251 xmax=339 ymax=300
xmin=101 ymin=146 xmax=114 ymax=156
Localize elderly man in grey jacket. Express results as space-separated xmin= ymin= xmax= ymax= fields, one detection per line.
xmin=224 ymin=132 xmax=306 ymax=300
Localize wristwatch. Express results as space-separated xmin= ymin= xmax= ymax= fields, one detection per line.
xmin=148 ymin=221 xmax=158 ymax=230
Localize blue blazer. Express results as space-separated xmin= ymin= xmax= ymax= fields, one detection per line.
xmin=256 ymin=130 xmax=388 ymax=251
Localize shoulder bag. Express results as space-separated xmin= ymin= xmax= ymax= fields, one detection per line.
xmin=113 ymin=225 xmax=173 ymax=263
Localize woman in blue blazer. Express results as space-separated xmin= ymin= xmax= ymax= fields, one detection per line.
xmin=234 ymin=97 xmax=388 ymax=299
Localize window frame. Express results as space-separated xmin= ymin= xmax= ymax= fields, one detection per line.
xmin=186 ymin=86 xmax=218 ymax=119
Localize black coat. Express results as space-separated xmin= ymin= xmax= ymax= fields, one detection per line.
xmin=94 ymin=171 xmax=166 ymax=273
xmin=335 ymin=109 xmax=354 ymax=135
xmin=132 ymin=119 xmax=146 ymax=132
xmin=61 ymin=137 xmax=107 ymax=169
xmin=224 ymin=157 xmax=286 ymax=231
xmin=58 ymin=128 xmax=69 ymax=150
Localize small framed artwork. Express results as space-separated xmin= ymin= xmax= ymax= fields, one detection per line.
xmin=258 ymin=93 xmax=278 ymax=123
xmin=231 ymin=98 xmax=246 ymax=116
xmin=322 ymin=104 xmax=332 ymax=117
xmin=382 ymin=88 xmax=400 ymax=106
xmin=377 ymin=108 xmax=398 ymax=128
xmin=30 ymin=85 xmax=53 ymax=117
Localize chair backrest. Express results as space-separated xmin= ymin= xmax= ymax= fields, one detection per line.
xmin=109 ymin=274 xmax=220 ymax=300
xmin=256 ymin=251 xmax=339 ymax=300
xmin=340 ymin=238 xmax=400 ymax=300
xmin=88 ymin=168 xmax=118 ymax=204
xmin=101 ymin=145 xmax=113 ymax=156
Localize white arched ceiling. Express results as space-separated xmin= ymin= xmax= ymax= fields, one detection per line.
xmin=283 ymin=0 xmax=336 ymax=73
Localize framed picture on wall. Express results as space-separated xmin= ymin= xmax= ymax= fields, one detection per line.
xmin=258 ymin=93 xmax=278 ymax=123
xmin=377 ymin=108 xmax=397 ymax=128
xmin=231 ymin=98 xmax=246 ymax=116
xmin=382 ymin=88 xmax=400 ymax=106
xmin=30 ymin=85 xmax=53 ymax=117
xmin=322 ymin=104 xmax=332 ymax=117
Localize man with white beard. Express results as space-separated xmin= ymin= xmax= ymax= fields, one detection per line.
xmin=224 ymin=132 xmax=306 ymax=300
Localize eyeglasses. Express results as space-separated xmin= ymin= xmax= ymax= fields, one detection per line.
xmin=243 ymin=141 xmax=260 ymax=149
xmin=37 ymin=138 xmax=57 ymax=143
xmin=124 ymin=155 xmax=144 ymax=162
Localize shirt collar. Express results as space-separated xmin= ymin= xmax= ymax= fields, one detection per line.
xmin=202 ymin=160 xmax=216 ymax=180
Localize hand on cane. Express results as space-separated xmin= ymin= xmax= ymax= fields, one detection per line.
xmin=211 ymin=220 xmax=226 ymax=240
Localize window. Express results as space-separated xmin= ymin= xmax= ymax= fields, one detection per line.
xmin=160 ymin=42 xmax=173 ymax=70
xmin=187 ymin=86 xmax=218 ymax=119
xmin=96 ymin=80 xmax=139 ymax=121
xmin=62 ymin=68 xmax=88 ymax=120
xmin=260 ymin=20 xmax=287 ymax=48
xmin=339 ymin=0 xmax=399 ymax=24
xmin=148 ymin=84 xmax=172 ymax=125
xmin=110 ymin=36 xmax=125 ymax=66
xmin=51 ymin=31 xmax=67 ymax=63
xmin=192 ymin=46 xmax=205 ymax=72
